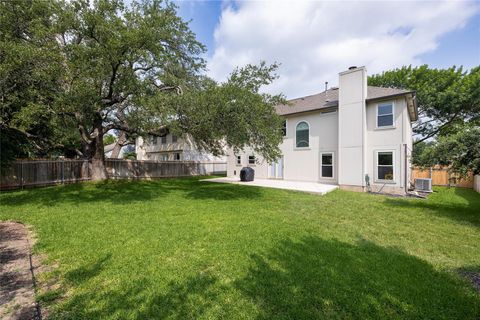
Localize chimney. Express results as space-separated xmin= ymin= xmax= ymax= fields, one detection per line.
xmin=337 ymin=66 xmax=367 ymax=188
xmin=325 ymin=81 xmax=328 ymax=91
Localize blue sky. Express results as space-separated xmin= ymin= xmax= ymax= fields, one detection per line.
xmin=176 ymin=1 xmax=222 ymax=55
xmin=175 ymin=1 xmax=480 ymax=98
xmin=418 ymin=15 xmax=480 ymax=70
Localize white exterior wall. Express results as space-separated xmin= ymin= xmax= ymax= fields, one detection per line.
xmin=226 ymin=66 xmax=415 ymax=194
xmin=227 ymin=146 xmax=269 ymax=179
xmin=227 ymin=110 xmax=339 ymax=183
xmin=405 ymin=100 xmax=414 ymax=189
xmin=338 ymin=67 xmax=367 ymax=188
xmin=365 ymin=97 xmax=410 ymax=193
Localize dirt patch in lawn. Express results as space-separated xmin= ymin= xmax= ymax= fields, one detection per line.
xmin=458 ymin=269 xmax=480 ymax=294
xmin=0 ymin=222 xmax=42 ymax=320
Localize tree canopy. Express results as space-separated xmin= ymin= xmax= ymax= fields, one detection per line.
xmin=1 ymin=0 xmax=285 ymax=179
xmin=415 ymin=125 xmax=480 ymax=176
xmin=0 ymin=0 xmax=82 ymax=170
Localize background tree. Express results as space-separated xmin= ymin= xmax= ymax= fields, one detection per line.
xmin=368 ymin=65 xmax=480 ymax=144
xmin=0 ymin=0 xmax=81 ymax=172
xmin=416 ymin=125 xmax=480 ymax=176
xmin=157 ymin=62 xmax=285 ymax=162
xmin=411 ymin=140 xmax=434 ymax=167
xmin=103 ymin=134 xmax=117 ymax=146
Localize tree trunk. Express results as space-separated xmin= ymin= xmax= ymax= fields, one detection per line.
xmin=110 ymin=131 xmax=127 ymax=159
xmin=90 ymin=118 xmax=108 ymax=181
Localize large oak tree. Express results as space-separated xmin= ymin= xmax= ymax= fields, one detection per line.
xmin=1 ymin=0 xmax=285 ymax=179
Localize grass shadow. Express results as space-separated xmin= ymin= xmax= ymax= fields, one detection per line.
xmin=0 ymin=177 xmax=262 ymax=208
xmin=139 ymin=273 xmax=225 ymax=319
xmin=47 ymin=236 xmax=480 ymax=319
xmin=235 ymin=236 xmax=480 ymax=319
xmin=383 ymin=187 xmax=480 ymax=227
xmin=64 ymin=254 xmax=112 ymax=286
xmin=50 ymin=272 xmax=225 ymax=319
xmin=0 ymin=180 xmax=164 ymax=207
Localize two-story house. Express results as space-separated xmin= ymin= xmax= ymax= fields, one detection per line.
xmin=136 ymin=133 xmax=226 ymax=162
xmin=227 ymin=66 xmax=418 ymax=194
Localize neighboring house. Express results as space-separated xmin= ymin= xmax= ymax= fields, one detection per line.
xmin=136 ymin=133 xmax=226 ymax=162
xmin=227 ymin=66 xmax=418 ymax=194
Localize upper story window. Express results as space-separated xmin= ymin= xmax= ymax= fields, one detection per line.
xmin=377 ymin=103 xmax=394 ymax=127
xmin=282 ymin=120 xmax=287 ymax=137
xmin=161 ymin=136 xmax=167 ymax=144
xmin=295 ymin=121 xmax=309 ymax=148
xmin=236 ymin=155 xmax=242 ymax=165
xmin=248 ymin=155 xmax=256 ymax=164
xmin=172 ymin=135 xmax=177 ymax=143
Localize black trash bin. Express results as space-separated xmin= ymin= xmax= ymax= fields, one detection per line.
xmin=240 ymin=167 xmax=255 ymax=182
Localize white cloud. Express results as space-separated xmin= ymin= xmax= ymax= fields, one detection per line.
xmin=208 ymin=0 xmax=478 ymax=98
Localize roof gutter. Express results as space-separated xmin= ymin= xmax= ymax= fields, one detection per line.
xmin=365 ymin=90 xmax=416 ymax=102
xmin=277 ymin=105 xmax=338 ymax=117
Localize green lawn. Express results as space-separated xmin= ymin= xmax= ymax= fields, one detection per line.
xmin=1 ymin=177 xmax=479 ymax=319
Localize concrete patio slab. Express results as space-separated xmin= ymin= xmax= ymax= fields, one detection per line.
xmin=202 ymin=177 xmax=338 ymax=195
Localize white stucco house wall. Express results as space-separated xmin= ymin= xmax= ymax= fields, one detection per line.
xmin=227 ymin=66 xmax=418 ymax=194
xmin=136 ymin=133 xmax=226 ymax=162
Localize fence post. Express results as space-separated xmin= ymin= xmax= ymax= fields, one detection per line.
xmin=62 ymin=159 xmax=65 ymax=184
xmin=20 ymin=161 xmax=24 ymax=189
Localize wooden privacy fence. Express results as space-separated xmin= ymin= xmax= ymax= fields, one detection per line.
xmin=411 ymin=166 xmax=474 ymax=188
xmin=106 ymin=159 xmax=226 ymax=179
xmin=0 ymin=159 xmax=227 ymax=190
xmin=474 ymin=175 xmax=480 ymax=193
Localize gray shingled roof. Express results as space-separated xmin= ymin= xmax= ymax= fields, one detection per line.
xmin=275 ymin=86 xmax=413 ymax=116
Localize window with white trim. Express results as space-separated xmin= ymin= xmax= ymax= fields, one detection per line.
xmin=236 ymin=155 xmax=242 ymax=165
xmin=161 ymin=136 xmax=167 ymax=144
xmin=248 ymin=155 xmax=256 ymax=164
xmin=321 ymin=153 xmax=333 ymax=178
xmin=174 ymin=152 xmax=181 ymax=161
xmin=160 ymin=153 xmax=168 ymax=161
xmin=377 ymin=103 xmax=394 ymax=127
xmin=296 ymin=121 xmax=309 ymax=148
xmin=377 ymin=151 xmax=394 ymax=181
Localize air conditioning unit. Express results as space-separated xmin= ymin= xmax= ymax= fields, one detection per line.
xmin=415 ymin=178 xmax=432 ymax=192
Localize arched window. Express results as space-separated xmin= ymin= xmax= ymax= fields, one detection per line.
xmin=296 ymin=121 xmax=309 ymax=148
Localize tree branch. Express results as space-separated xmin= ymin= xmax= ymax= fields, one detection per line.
xmin=151 ymin=81 xmax=183 ymax=94
xmin=414 ymin=110 xmax=462 ymax=144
